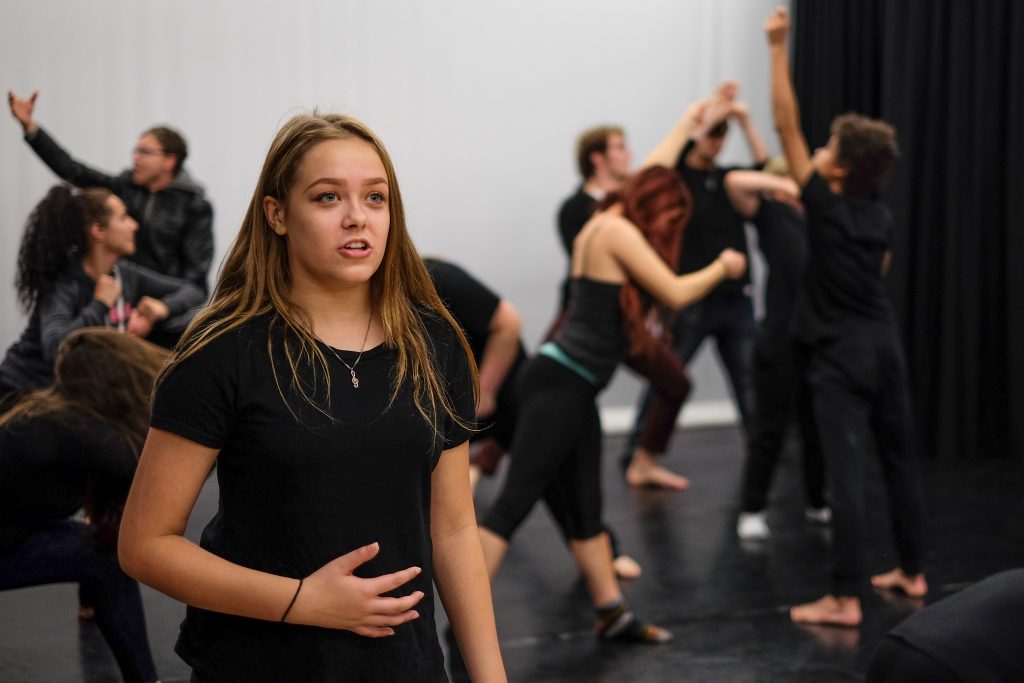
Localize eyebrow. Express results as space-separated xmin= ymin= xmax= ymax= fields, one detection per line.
xmin=303 ymin=177 xmax=389 ymax=192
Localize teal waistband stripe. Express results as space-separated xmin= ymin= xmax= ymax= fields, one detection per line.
xmin=537 ymin=342 xmax=598 ymax=386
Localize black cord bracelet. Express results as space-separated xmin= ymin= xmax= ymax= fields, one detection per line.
xmin=281 ymin=577 xmax=303 ymax=623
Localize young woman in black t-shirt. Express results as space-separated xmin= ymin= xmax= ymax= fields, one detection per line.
xmin=118 ymin=114 xmax=506 ymax=682
xmin=0 ymin=328 xmax=167 ymax=683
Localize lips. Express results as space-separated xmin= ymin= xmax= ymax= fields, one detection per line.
xmin=339 ymin=240 xmax=372 ymax=257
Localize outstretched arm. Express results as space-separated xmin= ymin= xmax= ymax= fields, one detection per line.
xmin=731 ymin=101 xmax=770 ymax=167
xmin=766 ymin=7 xmax=813 ymax=186
xmin=645 ymin=84 xmax=737 ymax=170
xmin=724 ymin=170 xmax=800 ymax=218
xmin=642 ymin=100 xmax=707 ymax=169
xmin=8 ymin=90 xmax=121 ymax=189
xmin=600 ymin=216 xmax=747 ymax=309
xmin=8 ymin=90 xmax=39 ymax=135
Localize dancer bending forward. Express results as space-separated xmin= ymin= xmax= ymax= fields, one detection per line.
xmin=478 ymin=100 xmax=747 ymax=643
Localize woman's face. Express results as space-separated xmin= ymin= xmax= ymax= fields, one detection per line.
xmin=269 ymin=138 xmax=391 ymax=296
xmin=96 ymin=195 xmax=138 ymax=257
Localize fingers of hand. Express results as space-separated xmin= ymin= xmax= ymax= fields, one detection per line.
xmin=334 ymin=541 xmax=381 ymax=573
xmin=365 ymin=565 xmax=422 ymax=595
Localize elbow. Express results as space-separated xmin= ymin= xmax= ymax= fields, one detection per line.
xmin=117 ymin=532 xmax=144 ymax=582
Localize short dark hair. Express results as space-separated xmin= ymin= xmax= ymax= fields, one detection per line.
xmin=576 ymin=125 xmax=624 ymax=180
xmin=144 ymin=125 xmax=188 ymax=175
xmin=831 ymin=113 xmax=900 ymax=198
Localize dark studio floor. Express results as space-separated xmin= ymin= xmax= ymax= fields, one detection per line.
xmin=2 ymin=425 xmax=1022 ymax=682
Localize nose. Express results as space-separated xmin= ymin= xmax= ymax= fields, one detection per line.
xmin=343 ymin=199 xmax=367 ymax=229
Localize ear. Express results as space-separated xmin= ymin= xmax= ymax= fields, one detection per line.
xmin=162 ymin=153 xmax=178 ymax=175
xmin=87 ymin=221 xmax=106 ymax=244
xmin=263 ymin=196 xmax=287 ymax=235
xmin=590 ymin=149 xmax=605 ymax=171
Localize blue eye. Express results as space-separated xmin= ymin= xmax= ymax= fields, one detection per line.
xmin=367 ymin=191 xmax=386 ymax=204
xmin=316 ymin=192 xmax=339 ymax=203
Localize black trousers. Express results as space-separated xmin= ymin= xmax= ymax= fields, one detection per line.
xmin=808 ymin=327 xmax=927 ymax=596
xmin=481 ymin=356 xmax=604 ymax=542
xmin=740 ymin=334 xmax=825 ymax=512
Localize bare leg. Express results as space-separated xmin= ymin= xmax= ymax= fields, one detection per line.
xmin=569 ymin=533 xmax=670 ymax=642
xmin=625 ymin=448 xmax=690 ymax=491
xmin=871 ymin=568 xmax=928 ymax=598
xmin=790 ymin=595 xmax=862 ymax=627
xmin=568 ymin=532 xmax=622 ymax=606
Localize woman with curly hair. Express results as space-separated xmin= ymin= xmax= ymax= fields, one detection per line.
xmin=477 ymin=98 xmax=747 ymax=644
xmin=0 ymin=328 xmax=167 ymax=683
xmin=0 ymin=184 xmax=204 ymax=411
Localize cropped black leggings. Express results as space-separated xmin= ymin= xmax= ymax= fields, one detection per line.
xmin=482 ymin=355 xmax=604 ymax=541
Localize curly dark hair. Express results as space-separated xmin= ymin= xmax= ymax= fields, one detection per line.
xmin=831 ymin=113 xmax=900 ymax=199
xmin=599 ymin=165 xmax=693 ymax=356
xmin=15 ymin=185 xmax=113 ymax=312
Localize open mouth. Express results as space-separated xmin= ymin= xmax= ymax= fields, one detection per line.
xmin=343 ymin=240 xmax=368 ymax=251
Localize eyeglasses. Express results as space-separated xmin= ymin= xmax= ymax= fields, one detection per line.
xmin=132 ymin=147 xmax=166 ymax=157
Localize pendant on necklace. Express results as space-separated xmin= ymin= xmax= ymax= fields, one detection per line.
xmin=350 ymin=370 xmax=360 ymax=389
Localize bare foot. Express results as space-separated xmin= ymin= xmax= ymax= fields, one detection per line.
xmin=789 ymin=595 xmax=862 ymax=627
xmin=625 ymin=451 xmax=690 ymax=490
xmin=613 ymin=554 xmax=642 ymax=580
xmin=871 ymin=568 xmax=928 ymax=598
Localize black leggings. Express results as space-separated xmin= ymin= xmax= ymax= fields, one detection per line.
xmin=482 ymin=356 xmax=604 ymax=541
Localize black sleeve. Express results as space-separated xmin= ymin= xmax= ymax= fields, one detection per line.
xmin=426 ymin=259 xmax=500 ymax=343
xmin=557 ymin=193 xmax=594 ymax=257
xmin=674 ymin=139 xmax=697 ymax=173
xmin=435 ymin=320 xmax=476 ymax=456
xmin=120 ymin=261 xmax=206 ymax=317
xmin=25 ymin=128 xmax=125 ymax=191
xmin=179 ymin=194 xmax=215 ymax=293
xmin=151 ymin=329 xmax=240 ymax=449
xmin=37 ymin=277 xmax=110 ymax=363
xmin=800 ymin=172 xmax=837 ymax=219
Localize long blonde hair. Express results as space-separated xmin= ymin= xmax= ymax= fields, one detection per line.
xmin=161 ymin=113 xmax=477 ymax=438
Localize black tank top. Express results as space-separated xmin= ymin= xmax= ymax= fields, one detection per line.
xmin=551 ymin=278 xmax=627 ymax=390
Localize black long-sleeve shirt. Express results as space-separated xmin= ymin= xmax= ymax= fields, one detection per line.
xmin=0 ymin=260 xmax=204 ymax=392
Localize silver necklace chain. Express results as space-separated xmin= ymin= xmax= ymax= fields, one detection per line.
xmin=320 ymin=312 xmax=373 ymax=389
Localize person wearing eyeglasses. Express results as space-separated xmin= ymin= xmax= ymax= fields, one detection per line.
xmin=620 ymin=81 xmax=770 ymax=489
xmin=8 ymin=90 xmax=214 ymax=298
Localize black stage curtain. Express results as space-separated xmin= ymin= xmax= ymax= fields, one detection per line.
xmin=792 ymin=0 xmax=1024 ymax=461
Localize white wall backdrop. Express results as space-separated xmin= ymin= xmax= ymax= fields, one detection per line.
xmin=0 ymin=0 xmax=781 ymax=422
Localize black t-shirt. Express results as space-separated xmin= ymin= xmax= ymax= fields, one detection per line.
xmin=752 ymin=199 xmax=807 ymax=341
xmin=557 ymin=186 xmax=600 ymax=256
xmin=0 ymin=415 xmax=136 ymax=553
xmin=425 ymin=257 xmax=527 ymax=447
xmin=792 ymin=172 xmax=895 ymax=342
xmin=425 ymin=258 xmax=501 ymax=363
xmin=151 ymin=312 xmax=474 ymax=682
xmin=556 ymin=187 xmax=600 ymax=308
xmin=888 ymin=569 xmax=1024 ymax=681
xmin=675 ymin=143 xmax=756 ymax=296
